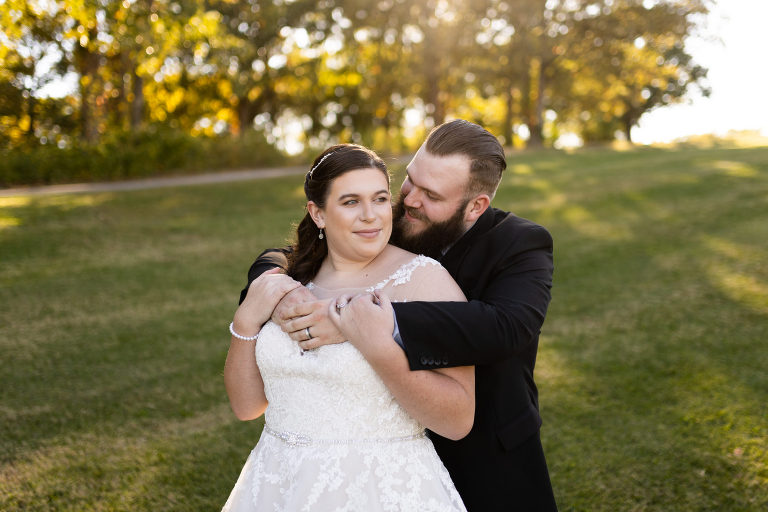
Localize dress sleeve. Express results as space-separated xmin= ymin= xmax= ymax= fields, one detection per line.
xmin=393 ymin=224 xmax=553 ymax=369
xmin=238 ymin=248 xmax=291 ymax=305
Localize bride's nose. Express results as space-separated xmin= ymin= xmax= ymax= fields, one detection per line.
xmin=359 ymin=201 xmax=375 ymax=222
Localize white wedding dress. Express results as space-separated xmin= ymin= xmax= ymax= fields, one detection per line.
xmin=222 ymin=256 xmax=466 ymax=511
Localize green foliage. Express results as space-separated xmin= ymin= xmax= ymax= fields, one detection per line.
xmin=0 ymin=0 xmax=710 ymax=155
xmin=0 ymin=129 xmax=286 ymax=186
xmin=1 ymin=146 xmax=766 ymax=510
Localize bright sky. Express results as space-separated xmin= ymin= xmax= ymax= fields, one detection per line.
xmin=632 ymin=0 xmax=768 ymax=143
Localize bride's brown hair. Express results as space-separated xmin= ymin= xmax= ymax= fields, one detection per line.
xmin=286 ymin=144 xmax=389 ymax=284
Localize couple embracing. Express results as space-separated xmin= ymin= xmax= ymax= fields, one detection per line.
xmin=222 ymin=120 xmax=558 ymax=511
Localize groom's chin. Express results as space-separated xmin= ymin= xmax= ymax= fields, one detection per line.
xmin=398 ymin=221 xmax=422 ymax=239
xmin=391 ymin=219 xmax=420 ymax=251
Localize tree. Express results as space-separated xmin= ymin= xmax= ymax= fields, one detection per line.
xmin=0 ymin=0 xmax=711 ymax=153
xmin=554 ymin=0 xmax=711 ymax=142
xmin=0 ymin=0 xmax=69 ymax=147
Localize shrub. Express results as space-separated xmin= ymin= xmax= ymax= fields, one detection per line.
xmin=0 ymin=128 xmax=289 ymax=187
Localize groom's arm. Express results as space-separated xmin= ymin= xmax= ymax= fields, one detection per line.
xmin=238 ymin=248 xmax=345 ymax=346
xmin=393 ymin=225 xmax=553 ymax=369
xmin=238 ymin=248 xmax=291 ymax=304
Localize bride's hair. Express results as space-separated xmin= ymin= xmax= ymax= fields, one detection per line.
xmin=287 ymin=144 xmax=389 ymax=284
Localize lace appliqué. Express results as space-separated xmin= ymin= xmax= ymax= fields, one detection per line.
xmin=366 ymin=254 xmax=439 ymax=292
xmin=307 ymin=254 xmax=440 ymax=292
xmin=305 ymin=255 xmax=439 ymax=298
xmin=221 ymin=254 xmax=466 ymax=511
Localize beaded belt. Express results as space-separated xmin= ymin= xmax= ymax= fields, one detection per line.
xmin=263 ymin=425 xmax=426 ymax=447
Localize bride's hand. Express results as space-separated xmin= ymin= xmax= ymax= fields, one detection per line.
xmin=329 ymin=291 xmax=395 ymax=356
xmin=232 ymin=268 xmax=301 ymax=337
xmin=277 ymin=297 xmax=347 ymax=351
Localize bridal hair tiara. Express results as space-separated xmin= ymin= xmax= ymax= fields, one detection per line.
xmin=307 ymin=151 xmax=335 ymax=178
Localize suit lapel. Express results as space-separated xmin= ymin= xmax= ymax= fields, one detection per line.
xmin=439 ymin=208 xmax=496 ymax=278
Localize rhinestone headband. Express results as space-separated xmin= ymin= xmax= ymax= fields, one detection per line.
xmin=307 ymin=151 xmax=335 ymax=179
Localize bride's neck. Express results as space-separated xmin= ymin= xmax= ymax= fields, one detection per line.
xmin=317 ymin=248 xmax=385 ymax=286
xmin=325 ymin=252 xmax=376 ymax=274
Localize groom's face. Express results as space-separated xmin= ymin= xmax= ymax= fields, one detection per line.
xmin=390 ymin=146 xmax=472 ymax=256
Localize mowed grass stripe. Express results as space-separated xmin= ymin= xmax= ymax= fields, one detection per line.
xmin=1 ymin=146 xmax=766 ymax=511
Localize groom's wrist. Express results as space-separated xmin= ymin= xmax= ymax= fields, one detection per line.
xmin=392 ymin=313 xmax=406 ymax=353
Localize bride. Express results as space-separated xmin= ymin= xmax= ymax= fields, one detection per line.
xmin=222 ymin=144 xmax=473 ymax=511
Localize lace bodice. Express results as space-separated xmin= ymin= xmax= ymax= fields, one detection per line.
xmin=256 ymin=321 xmax=419 ymax=439
xmin=223 ymin=256 xmax=466 ymax=511
xmin=257 ymin=255 xmax=441 ymax=439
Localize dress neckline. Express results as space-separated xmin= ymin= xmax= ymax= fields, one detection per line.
xmin=307 ymin=254 xmax=434 ymax=293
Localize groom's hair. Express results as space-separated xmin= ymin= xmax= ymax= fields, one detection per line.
xmin=425 ymin=119 xmax=506 ymax=199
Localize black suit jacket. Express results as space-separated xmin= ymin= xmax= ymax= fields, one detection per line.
xmin=239 ymin=207 xmax=556 ymax=510
xmin=393 ymin=208 xmax=555 ymax=509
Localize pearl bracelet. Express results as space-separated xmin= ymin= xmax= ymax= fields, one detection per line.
xmin=229 ymin=322 xmax=259 ymax=341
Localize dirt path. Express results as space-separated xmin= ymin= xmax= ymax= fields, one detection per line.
xmin=0 ymin=165 xmax=308 ymax=198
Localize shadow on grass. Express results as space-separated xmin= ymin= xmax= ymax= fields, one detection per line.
xmin=526 ymin=148 xmax=768 ymax=510
xmin=2 ymin=403 xmax=263 ymax=511
xmin=2 ymin=146 xmax=767 ymax=511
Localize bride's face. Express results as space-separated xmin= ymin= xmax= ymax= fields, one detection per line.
xmin=311 ymin=167 xmax=392 ymax=264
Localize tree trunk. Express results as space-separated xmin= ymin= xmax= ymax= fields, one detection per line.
xmin=118 ymin=53 xmax=130 ymax=130
xmin=236 ymin=97 xmax=252 ymax=137
xmin=25 ymin=94 xmax=36 ymax=143
xmin=130 ymin=65 xmax=144 ymax=131
xmin=422 ymin=25 xmax=446 ymax=126
xmin=75 ymin=34 xmax=100 ymax=144
xmin=527 ymin=58 xmax=544 ymax=148
xmin=426 ymin=71 xmax=445 ymax=126
xmin=504 ymin=84 xmax=515 ymax=149
xmin=623 ymin=114 xmax=634 ymax=143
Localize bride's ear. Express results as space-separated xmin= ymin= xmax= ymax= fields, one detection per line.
xmin=307 ymin=201 xmax=325 ymax=229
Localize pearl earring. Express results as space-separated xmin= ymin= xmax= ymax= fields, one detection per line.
xmin=318 ymin=228 xmax=324 ymax=240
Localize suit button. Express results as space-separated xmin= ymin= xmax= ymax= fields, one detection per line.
xmin=427 ymin=358 xmax=435 ymax=365
xmin=442 ymin=359 xmax=449 ymax=365
xmin=420 ymin=356 xmax=428 ymax=365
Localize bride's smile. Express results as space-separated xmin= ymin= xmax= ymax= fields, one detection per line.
xmin=308 ymin=167 xmax=393 ymax=269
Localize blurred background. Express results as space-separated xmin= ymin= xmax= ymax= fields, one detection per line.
xmin=5 ymin=0 xmax=764 ymax=186
xmin=2 ymin=2 xmax=767 ymax=511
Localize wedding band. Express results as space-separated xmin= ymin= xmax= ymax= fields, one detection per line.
xmin=305 ymin=327 xmax=312 ymax=340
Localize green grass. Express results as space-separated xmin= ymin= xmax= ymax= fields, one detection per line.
xmin=1 ymin=146 xmax=766 ymax=511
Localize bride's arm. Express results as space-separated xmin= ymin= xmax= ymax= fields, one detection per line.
xmin=355 ymin=317 xmax=474 ymax=440
xmin=224 ymin=269 xmax=301 ymax=420
xmin=331 ymin=269 xmax=475 ymax=441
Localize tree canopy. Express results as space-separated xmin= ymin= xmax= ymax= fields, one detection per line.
xmin=0 ymin=0 xmax=711 ymax=153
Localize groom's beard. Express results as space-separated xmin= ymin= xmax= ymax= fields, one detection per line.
xmin=390 ymin=194 xmax=469 ymax=260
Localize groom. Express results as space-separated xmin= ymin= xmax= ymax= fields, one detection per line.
xmin=241 ymin=119 xmax=557 ymax=511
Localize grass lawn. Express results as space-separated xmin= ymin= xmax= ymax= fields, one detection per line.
xmin=1 ymin=145 xmax=766 ymax=511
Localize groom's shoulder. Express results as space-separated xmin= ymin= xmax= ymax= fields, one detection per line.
xmin=239 ymin=247 xmax=293 ymax=305
xmin=490 ymin=208 xmax=552 ymax=241
xmin=248 ymin=247 xmax=292 ymax=275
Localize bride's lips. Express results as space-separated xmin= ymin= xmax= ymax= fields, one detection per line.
xmin=354 ymin=229 xmax=382 ymax=239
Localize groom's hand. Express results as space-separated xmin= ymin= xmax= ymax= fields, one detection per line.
xmin=233 ymin=268 xmax=301 ymax=336
xmin=329 ymin=291 xmax=396 ymax=360
xmin=274 ymin=291 xmax=346 ymax=350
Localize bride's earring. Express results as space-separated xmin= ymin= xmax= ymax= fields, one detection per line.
xmin=318 ymin=228 xmax=324 ymax=240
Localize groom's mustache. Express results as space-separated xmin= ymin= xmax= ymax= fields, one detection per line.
xmin=394 ymin=195 xmax=427 ymax=222
xmin=404 ymin=205 xmax=426 ymax=221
